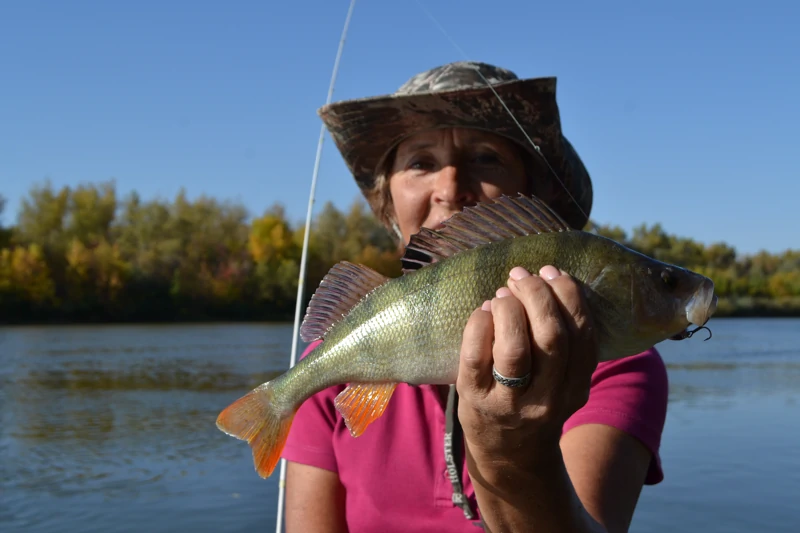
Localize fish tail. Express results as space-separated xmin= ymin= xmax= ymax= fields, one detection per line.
xmin=215 ymin=382 xmax=295 ymax=479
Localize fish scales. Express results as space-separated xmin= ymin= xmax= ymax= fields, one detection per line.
xmin=275 ymin=232 xmax=599 ymax=404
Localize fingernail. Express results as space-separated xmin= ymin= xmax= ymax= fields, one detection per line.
xmin=540 ymin=265 xmax=561 ymax=280
xmin=481 ymin=300 xmax=492 ymax=312
xmin=496 ymin=287 xmax=512 ymax=298
xmin=509 ymin=266 xmax=531 ymax=281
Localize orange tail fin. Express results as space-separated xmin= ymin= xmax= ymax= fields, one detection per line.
xmin=216 ymin=383 xmax=295 ymax=479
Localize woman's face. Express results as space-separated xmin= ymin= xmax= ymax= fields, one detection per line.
xmin=388 ymin=128 xmax=531 ymax=244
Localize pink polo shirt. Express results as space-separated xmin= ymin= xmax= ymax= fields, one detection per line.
xmin=282 ymin=341 xmax=669 ymax=532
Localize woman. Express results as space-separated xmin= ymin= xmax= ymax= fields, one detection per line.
xmin=281 ymin=61 xmax=668 ymax=533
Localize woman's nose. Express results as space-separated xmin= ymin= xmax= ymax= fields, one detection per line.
xmin=431 ymin=165 xmax=476 ymax=209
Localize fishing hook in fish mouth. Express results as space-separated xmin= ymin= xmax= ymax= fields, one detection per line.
xmin=670 ymin=325 xmax=713 ymax=341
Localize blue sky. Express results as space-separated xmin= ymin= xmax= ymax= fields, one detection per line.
xmin=1 ymin=0 xmax=798 ymax=255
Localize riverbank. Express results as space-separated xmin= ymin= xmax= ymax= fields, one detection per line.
xmin=3 ymin=182 xmax=799 ymax=330
xmin=2 ymin=297 xmax=800 ymax=326
xmin=714 ymin=296 xmax=800 ymax=317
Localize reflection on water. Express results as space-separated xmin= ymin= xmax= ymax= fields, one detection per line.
xmin=1 ymin=318 xmax=799 ymax=532
xmin=665 ymin=360 xmax=800 ymax=405
xmin=640 ymin=318 xmax=800 ymax=532
xmin=0 ymin=324 xmax=293 ymax=533
xmin=16 ymin=360 xmax=282 ymax=392
xmin=655 ymin=318 xmax=800 ymax=409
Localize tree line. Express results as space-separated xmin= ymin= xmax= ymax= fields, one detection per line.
xmin=0 ymin=181 xmax=797 ymax=324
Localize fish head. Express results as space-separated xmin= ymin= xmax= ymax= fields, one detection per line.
xmin=579 ymin=236 xmax=720 ymax=361
xmin=628 ymin=256 xmax=718 ymax=346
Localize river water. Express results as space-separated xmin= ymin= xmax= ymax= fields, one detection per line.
xmin=1 ymin=318 xmax=798 ymax=532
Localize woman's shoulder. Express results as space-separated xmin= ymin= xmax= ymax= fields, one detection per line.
xmin=582 ymin=346 xmax=669 ymax=423
xmin=593 ymin=346 xmax=668 ymax=385
xmin=564 ymin=346 xmax=669 ymax=484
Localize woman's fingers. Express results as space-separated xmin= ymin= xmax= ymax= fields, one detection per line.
xmin=458 ymin=265 xmax=596 ymax=417
xmin=506 ymin=267 xmax=569 ymax=390
xmin=489 ymin=287 xmax=533 ymax=400
xmin=457 ymin=304 xmax=495 ymax=397
xmin=541 ymin=268 xmax=598 ymax=411
xmin=457 ymin=264 xmax=602 ymax=461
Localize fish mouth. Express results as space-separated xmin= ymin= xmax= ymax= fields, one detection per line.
xmin=686 ymin=277 xmax=718 ymax=327
xmin=670 ymin=278 xmax=718 ymax=341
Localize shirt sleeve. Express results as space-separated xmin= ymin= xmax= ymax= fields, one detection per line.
xmin=561 ymin=347 xmax=669 ymax=485
xmin=281 ymin=340 xmax=343 ymax=473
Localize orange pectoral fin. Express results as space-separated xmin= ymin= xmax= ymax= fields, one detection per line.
xmin=333 ymin=382 xmax=398 ymax=437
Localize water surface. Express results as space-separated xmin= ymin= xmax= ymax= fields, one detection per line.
xmin=1 ymin=318 xmax=798 ymax=532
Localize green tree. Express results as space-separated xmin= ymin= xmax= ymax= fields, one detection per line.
xmin=0 ymin=244 xmax=57 ymax=315
xmin=1 ymin=180 xmax=798 ymax=323
xmin=66 ymin=181 xmax=117 ymax=246
xmin=15 ymin=181 xmax=71 ymax=252
xmin=584 ymin=220 xmax=628 ymax=243
xmin=248 ymin=204 xmax=301 ymax=314
xmin=0 ymin=194 xmax=12 ymax=249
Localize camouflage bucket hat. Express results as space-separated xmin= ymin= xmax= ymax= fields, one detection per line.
xmin=318 ymin=61 xmax=593 ymax=230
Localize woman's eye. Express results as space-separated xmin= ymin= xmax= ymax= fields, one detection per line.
xmin=474 ymin=153 xmax=501 ymax=165
xmin=408 ymin=159 xmax=434 ymax=171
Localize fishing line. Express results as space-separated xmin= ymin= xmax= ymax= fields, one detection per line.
xmin=414 ymin=0 xmax=590 ymax=226
xmin=274 ymin=1 xmax=358 ymax=532
xmin=275 ymin=3 xmax=583 ymax=530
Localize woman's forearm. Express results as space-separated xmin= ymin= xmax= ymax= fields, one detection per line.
xmin=468 ymin=445 xmax=606 ymax=533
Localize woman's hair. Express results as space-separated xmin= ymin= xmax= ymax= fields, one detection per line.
xmin=365 ymin=146 xmax=402 ymax=240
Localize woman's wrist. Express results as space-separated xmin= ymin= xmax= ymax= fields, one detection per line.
xmin=465 ymin=429 xmax=565 ymax=497
xmin=466 ymin=440 xmax=602 ymax=533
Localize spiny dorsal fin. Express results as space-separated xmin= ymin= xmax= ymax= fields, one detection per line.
xmin=300 ymin=261 xmax=389 ymax=342
xmin=401 ymin=193 xmax=572 ymax=273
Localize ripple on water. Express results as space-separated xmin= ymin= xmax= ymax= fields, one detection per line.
xmin=2 ymin=320 xmax=800 ymax=533
xmin=4 ymin=386 xmax=255 ymax=488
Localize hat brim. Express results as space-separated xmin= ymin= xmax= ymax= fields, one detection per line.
xmin=318 ymin=76 xmax=593 ymax=229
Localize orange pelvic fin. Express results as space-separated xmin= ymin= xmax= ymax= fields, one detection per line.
xmin=334 ymin=382 xmax=398 ymax=437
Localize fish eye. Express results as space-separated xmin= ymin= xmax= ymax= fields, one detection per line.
xmin=661 ymin=269 xmax=678 ymax=290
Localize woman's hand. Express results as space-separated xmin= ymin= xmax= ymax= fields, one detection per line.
xmin=456 ymin=264 xmax=599 ymax=487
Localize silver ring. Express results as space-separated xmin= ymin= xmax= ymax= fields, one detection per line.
xmin=492 ymin=366 xmax=531 ymax=388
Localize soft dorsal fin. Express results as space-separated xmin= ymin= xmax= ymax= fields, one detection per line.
xmin=300 ymin=261 xmax=390 ymax=342
xmin=401 ymin=193 xmax=572 ymax=273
